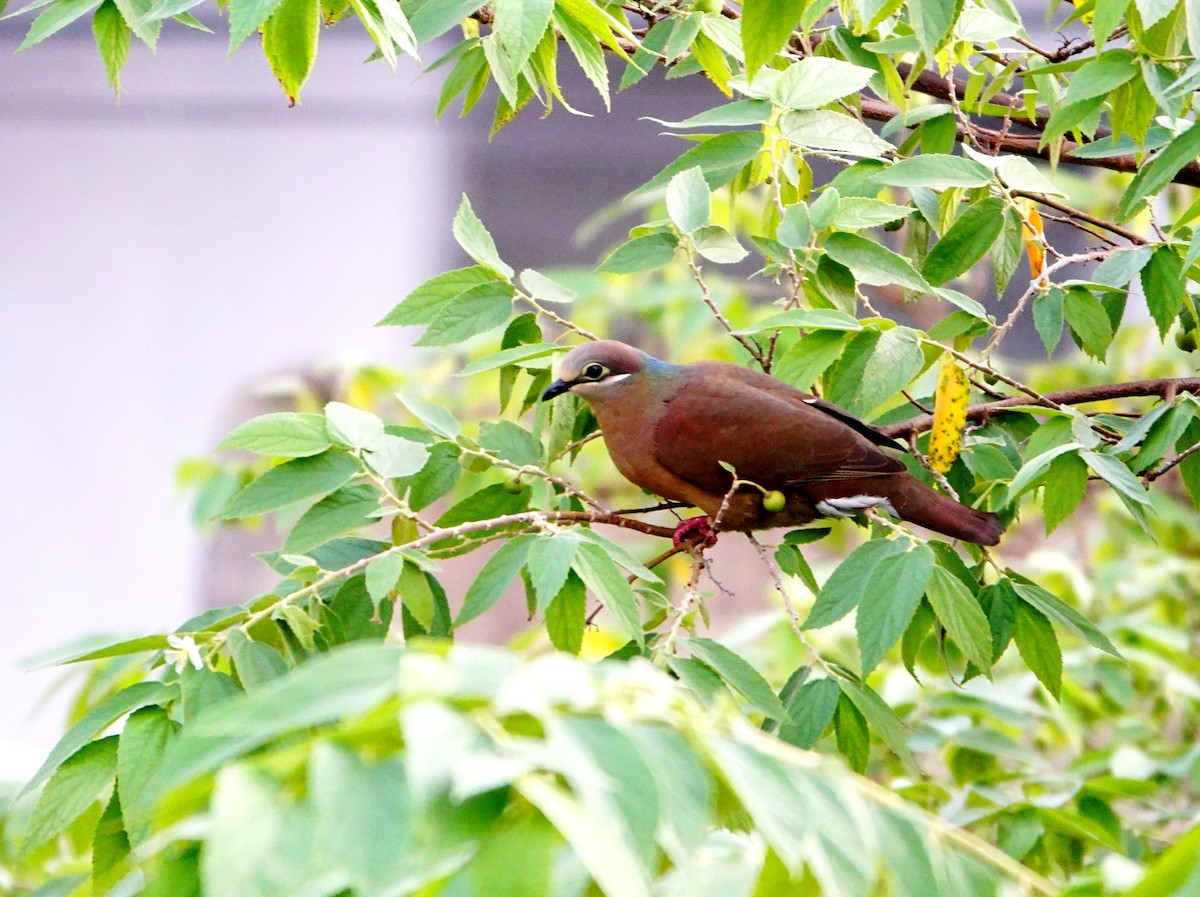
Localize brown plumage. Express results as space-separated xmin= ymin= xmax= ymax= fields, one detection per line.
xmin=541 ymin=340 xmax=1003 ymax=546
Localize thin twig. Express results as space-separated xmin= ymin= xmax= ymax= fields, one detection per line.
xmin=1145 ymin=440 xmax=1200 ymax=483
xmin=686 ymin=253 xmax=766 ymax=368
xmin=745 ymin=533 xmax=836 ymax=675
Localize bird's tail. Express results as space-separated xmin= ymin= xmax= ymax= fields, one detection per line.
xmin=891 ymin=475 xmax=1003 ymax=546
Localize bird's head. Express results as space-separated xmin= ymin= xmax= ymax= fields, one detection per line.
xmin=541 ymin=340 xmax=650 ymax=404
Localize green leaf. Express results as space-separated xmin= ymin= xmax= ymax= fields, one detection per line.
xmin=23 ymin=736 xmax=118 ymax=854
xmin=1140 ymin=245 xmax=1186 ymax=338
xmin=18 ymin=0 xmax=101 ymax=50
xmin=452 ymin=194 xmax=513 ymax=278
xmin=405 ymin=0 xmax=478 ymax=42
xmin=227 ymin=0 xmax=285 ymax=52
xmin=415 ymin=280 xmax=516 ymax=346
xmin=458 ymin=342 xmax=565 ymax=377
xmin=769 ymin=56 xmax=875 ymax=109
xmin=742 ymin=0 xmax=810 ymax=77
xmin=519 ymin=269 xmax=576 ymax=304
xmin=572 ymin=541 xmax=644 ymax=645
xmin=92 ymin=1 xmax=130 ymax=93
xmin=804 ymin=538 xmax=907 ymax=629
xmin=687 ymin=638 xmax=789 ymax=721
xmin=553 ymin=6 xmax=611 ymax=110
xmin=832 ymin=198 xmax=914 ymax=230
xmin=1065 ymin=50 xmax=1137 ymax=103
xmin=639 ymin=131 xmax=764 ymax=192
xmin=528 ymin=532 xmax=579 ymax=612
xmin=825 ymin=326 xmax=925 ymax=418
xmin=365 ymin=552 xmax=404 ymax=612
xmin=220 ymin=412 xmax=331 ymax=457
xmin=857 ymin=543 xmax=935 ymax=675
xmin=835 ymin=693 xmax=870 ymax=772
xmin=1011 ymin=578 xmax=1122 ymax=657
xmin=666 ymin=166 xmax=711 ymax=234
xmin=117 ymin=706 xmax=177 ymax=844
xmin=908 ymin=0 xmax=959 ymax=57
xmin=772 ymin=331 xmax=847 ymax=391
xmin=921 ymin=197 xmax=1006 ymax=285
xmin=838 ymin=679 xmax=915 ymax=767
xmin=545 ymin=573 xmax=586 ymax=653
xmin=776 ymin=676 xmax=839 ymax=748
xmin=877 ymin=154 xmax=993 ymax=188
xmin=92 ymin=790 xmax=130 ymax=893
xmin=1064 ymin=288 xmax=1114 ymax=358
xmin=479 ymin=419 xmax=542 ymax=466
xmin=1117 ymin=121 xmax=1200 ymax=221
xmin=925 ymin=566 xmax=992 ymax=673
xmin=378 ymin=266 xmax=499 ymax=326
xmin=492 ymin=0 xmax=553 ymax=76
xmin=692 ymin=225 xmax=748 ymax=263
xmin=1007 ymin=443 xmax=1083 ymax=501
xmin=436 ymin=481 xmax=529 ymax=527
xmin=283 ymin=484 xmax=378 ymax=554
xmin=395 ymin=392 xmax=461 ymax=439
xmin=456 ymin=535 xmax=535 ymax=625
xmin=1013 ymin=600 xmax=1061 ymax=698
xmin=1042 ymin=452 xmax=1089 ymax=534
xmin=644 ymin=98 xmax=772 ymax=129
xmin=1033 ymin=286 xmax=1064 ymax=355
xmin=824 ymin=232 xmax=931 ymax=292
xmin=325 ymin=402 xmax=383 ymax=451
xmin=737 ymin=308 xmax=861 ymax=333
xmin=365 ymin=434 xmax=428 ymax=478
xmin=779 ymin=110 xmax=894 ymax=157
xmin=1124 ymin=822 xmax=1200 ymax=897
xmin=226 ymin=630 xmax=289 ymax=692
xmin=598 ymin=232 xmax=680 ymax=274
xmin=262 ymin=0 xmax=318 ymax=103
xmin=22 ymin=681 xmax=177 ymax=797
xmin=220 ymin=451 xmax=360 ymax=519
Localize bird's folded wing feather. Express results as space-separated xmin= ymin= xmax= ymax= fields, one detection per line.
xmin=654 ymin=374 xmax=905 ymax=495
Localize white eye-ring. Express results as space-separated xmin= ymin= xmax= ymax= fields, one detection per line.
xmin=582 ymin=362 xmax=607 ymax=380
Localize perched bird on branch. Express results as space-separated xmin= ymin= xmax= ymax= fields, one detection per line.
xmin=542 ymin=340 xmax=1003 ymax=547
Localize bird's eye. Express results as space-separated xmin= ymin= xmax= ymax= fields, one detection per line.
xmin=582 ymin=362 xmax=607 ymax=380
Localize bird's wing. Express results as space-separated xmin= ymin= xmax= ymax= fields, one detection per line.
xmin=653 ymin=369 xmax=905 ymax=496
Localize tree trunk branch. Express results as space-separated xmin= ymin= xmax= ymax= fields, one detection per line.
xmin=879 ymin=378 xmax=1200 ymax=439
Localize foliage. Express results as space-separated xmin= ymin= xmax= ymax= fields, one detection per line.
xmin=7 ymin=1 xmax=1200 ymax=896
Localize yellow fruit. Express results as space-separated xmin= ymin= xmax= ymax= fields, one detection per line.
xmin=762 ymin=490 xmax=787 ymax=512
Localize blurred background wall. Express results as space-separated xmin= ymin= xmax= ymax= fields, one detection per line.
xmin=0 ymin=23 xmax=718 ymax=774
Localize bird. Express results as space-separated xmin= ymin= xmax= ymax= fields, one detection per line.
xmin=541 ymin=340 xmax=1003 ymax=546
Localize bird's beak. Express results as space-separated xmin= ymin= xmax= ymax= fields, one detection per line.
xmin=541 ymin=379 xmax=572 ymax=401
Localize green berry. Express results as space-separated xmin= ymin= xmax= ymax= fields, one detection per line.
xmin=762 ymin=490 xmax=787 ymax=512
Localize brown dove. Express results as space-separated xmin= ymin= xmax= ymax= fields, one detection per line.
xmin=541 ymin=340 xmax=1003 ymax=546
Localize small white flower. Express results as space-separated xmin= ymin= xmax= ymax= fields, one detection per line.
xmin=165 ymin=634 xmax=204 ymax=673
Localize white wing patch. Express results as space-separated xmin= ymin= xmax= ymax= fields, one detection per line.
xmin=816 ymin=495 xmax=898 ymax=519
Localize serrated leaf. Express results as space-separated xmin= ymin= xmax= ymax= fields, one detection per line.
xmin=92 ymin=1 xmax=130 ymax=94
xmin=925 ymin=566 xmax=992 ymax=673
xmin=772 ymin=330 xmax=847 ymax=391
xmin=687 ymin=638 xmax=789 ymax=721
xmin=1007 ymin=443 xmax=1083 ymax=502
xmin=1012 ymin=578 xmax=1121 ymax=657
xmin=1140 ymin=246 xmax=1186 ymax=339
xmin=479 ymin=419 xmax=542 ymax=467
xmin=741 ymin=0 xmax=810 ymax=77
xmin=825 ymin=326 xmax=925 ymax=419
xmin=1116 ymin=122 xmax=1200 ymax=222
xmin=909 ymin=0 xmax=959 ymax=57
xmin=527 ymin=532 xmax=579 ymax=612
xmin=922 ymin=197 xmax=1005 ymax=285
xmin=415 ymin=281 xmax=515 ymax=346
xmin=456 ymin=535 xmax=535 ymax=625
xmin=779 ymin=109 xmax=894 ymax=157
xmin=553 ymin=6 xmax=610 ymax=110
xmin=857 ymin=543 xmax=935 ymax=674
xmin=365 ymin=552 xmax=404 ymax=611
xmin=692 ymin=225 xmax=748 ymax=263
xmin=220 ymin=451 xmax=360 ymax=519
xmin=283 ymin=483 xmax=377 ymax=555
xmin=804 ymin=538 xmax=907 ymax=629
xmin=877 ymin=154 xmax=993 ymax=188
xmin=824 ymin=232 xmax=931 ymax=292
xmin=395 ymin=392 xmax=461 ymax=439
xmin=769 ymin=56 xmax=875 ymax=109
xmin=365 ymin=434 xmax=428 ymax=478
xmin=227 ymin=630 xmax=288 ymax=692
xmin=1033 ymin=286 xmax=1065 ymax=355
xmin=776 ymin=676 xmax=840 ymax=749
xmin=220 ymin=412 xmax=332 ymax=457
xmin=227 ymin=0 xmax=285 ymax=52
xmin=832 ymin=198 xmax=914 ymax=230
xmin=115 ymin=706 xmax=175 ymax=845
xmin=325 ymin=402 xmax=384 ymax=451
xmin=666 ymin=166 xmax=711 ymax=234
xmin=1064 ymin=288 xmax=1113 ymax=358
xmin=598 ymin=233 xmax=679 ymax=274
xmin=639 ymin=131 xmax=764 ymax=193
xmin=839 ymin=679 xmax=915 ymax=767
xmin=1042 ymin=452 xmax=1088 ymax=534
xmin=18 ymin=0 xmax=101 ymax=50
xmin=545 ymin=573 xmax=586 ymax=653
xmin=572 ymin=541 xmax=643 ymax=645
xmin=262 ymin=0 xmax=318 ymax=104
xmin=452 ymin=194 xmax=513 ymax=278
xmin=378 ymin=266 xmax=499 ymax=326
xmin=1014 ymin=600 xmax=1061 ymax=698
xmin=519 ymin=269 xmax=576 ymax=304
xmin=24 ymin=736 xmax=118 ymax=854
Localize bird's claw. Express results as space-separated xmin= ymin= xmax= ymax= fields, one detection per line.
xmin=672 ymin=516 xmax=718 ymax=550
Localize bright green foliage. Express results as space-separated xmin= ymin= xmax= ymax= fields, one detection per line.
xmin=10 ymin=1 xmax=1200 ymax=896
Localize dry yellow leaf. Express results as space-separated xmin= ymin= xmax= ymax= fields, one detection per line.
xmin=928 ymin=354 xmax=969 ymax=473
xmin=1021 ymin=201 xmax=1047 ymax=286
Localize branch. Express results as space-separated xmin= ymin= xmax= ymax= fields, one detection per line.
xmin=880 ymin=378 xmax=1200 ymax=439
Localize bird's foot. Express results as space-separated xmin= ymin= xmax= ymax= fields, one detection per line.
xmin=672 ymin=516 xmax=719 ymax=550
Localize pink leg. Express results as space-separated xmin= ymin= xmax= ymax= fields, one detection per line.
xmin=672 ymin=515 xmax=718 ymax=549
